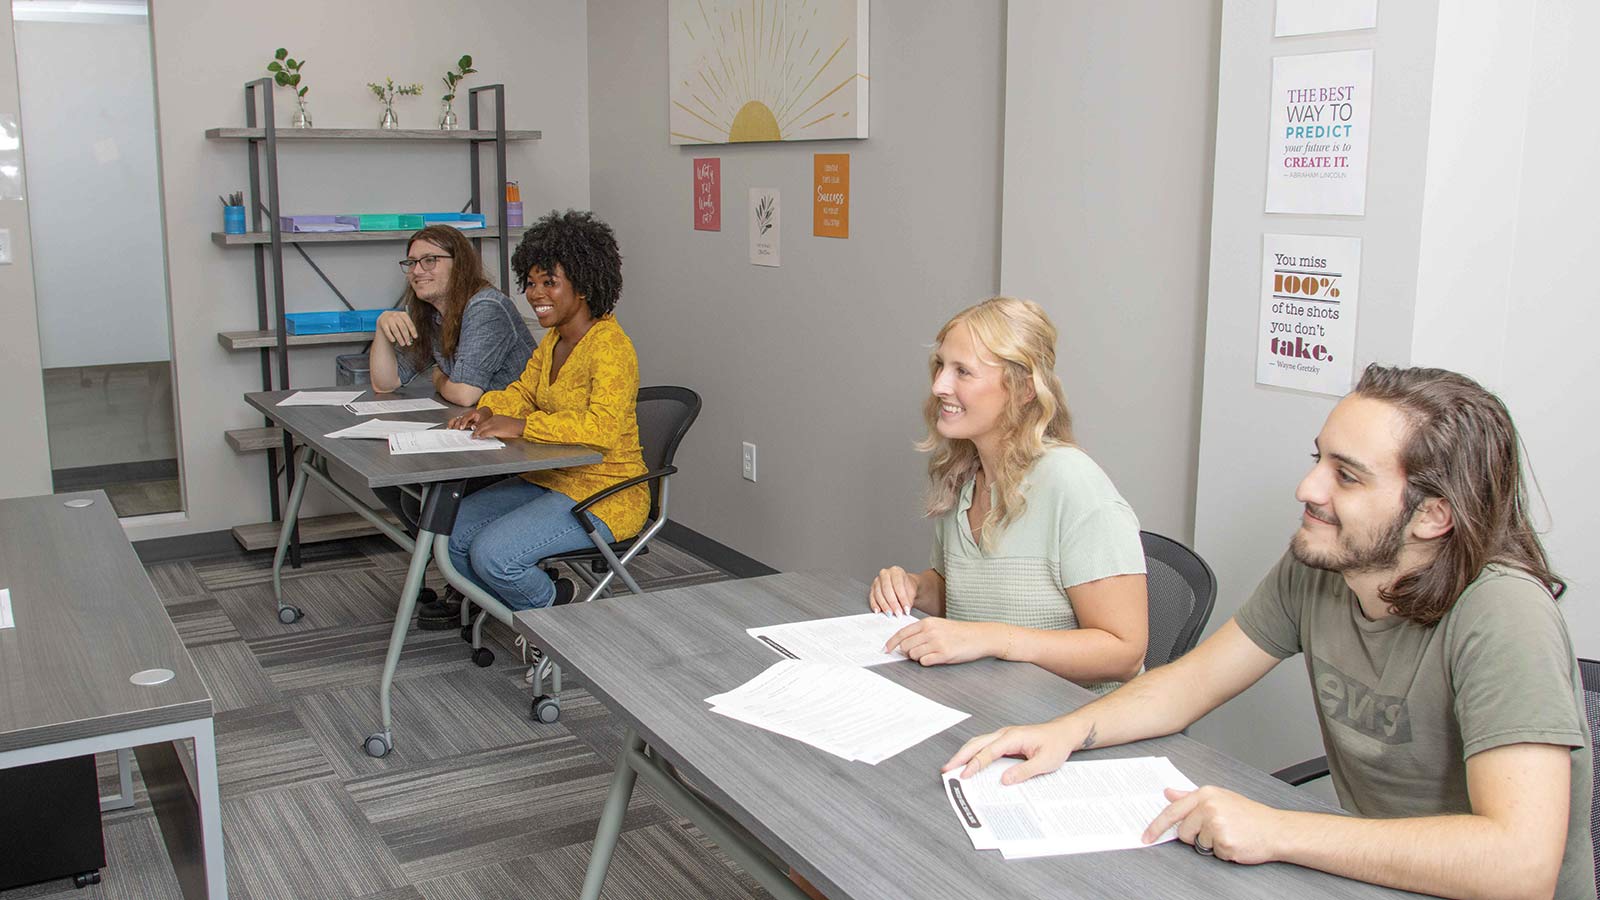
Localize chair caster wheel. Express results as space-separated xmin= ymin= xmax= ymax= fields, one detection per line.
xmin=460 ymin=624 xmax=474 ymax=643
xmin=363 ymin=733 xmax=391 ymax=758
xmin=472 ymin=647 xmax=495 ymax=667
xmin=73 ymin=871 xmax=101 ymax=888
xmin=278 ymin=606 xmax=303 ymax=624
xmin=532 ymin=695 xmax=561 ymax=723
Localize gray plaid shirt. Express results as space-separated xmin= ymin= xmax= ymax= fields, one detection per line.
xmin=396 ymin=287 xmax=534 ymax=391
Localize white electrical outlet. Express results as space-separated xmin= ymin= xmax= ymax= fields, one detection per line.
xmin=742 ymin=441 xmax=758 ymax=482
xmin=0 ymin=228 xmax=12 ymax=265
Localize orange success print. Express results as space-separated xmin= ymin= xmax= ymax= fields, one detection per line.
xmin=813 ymin=153 xmax=850 ymax=239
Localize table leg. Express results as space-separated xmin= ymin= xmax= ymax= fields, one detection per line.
xmin=192 ymin=721 xmax=228 ymax=899
xmin=269 ymin=446 xmax=314 ymax=624
xmin=579 ymin=728 xmax=645 ymax=900
xmin=364 ymin=488 xmax=437 ymax=759
xmin=99 ymin=747 xmax=136 ymax=812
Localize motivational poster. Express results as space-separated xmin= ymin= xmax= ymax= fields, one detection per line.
xmin=1257 ymin=234 xmax=1362 ymax=396
xmin=813 ymin=153 xmax=850 ymax=238
xmin=1265 ymin=50 xmax=1374 ymax=216
xmin=749 ymin=188 xmax=780 ymax=267
xmin=693 ymin=157 xmax=720 ymax=231
xmin=1275 ymin=0 xmax=1378 ymax=37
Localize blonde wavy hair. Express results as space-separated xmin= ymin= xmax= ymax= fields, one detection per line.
xmin=918 ymin=297 xmax=1074 ymax=547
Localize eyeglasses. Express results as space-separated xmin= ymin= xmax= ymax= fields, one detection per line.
xmin=398 ymin=254 xmax=452 ymax=272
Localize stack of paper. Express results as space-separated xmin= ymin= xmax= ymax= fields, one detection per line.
xmin=943 ymin=756 xmax=1197 ymax=858
xmin=706 ymin=658 xmax=968 ymax=764
xmin=278 ymin=390 xmax=363 ymax=406
xmin=345 ymin=398 xmax=447 ymax=415
xmin=388 ymin=429 xmax=504 ymax=455
xmin=746 ymin=612 xmax=918 ymax=666
xmin=325 ymin=419 xmax=439 ymax=440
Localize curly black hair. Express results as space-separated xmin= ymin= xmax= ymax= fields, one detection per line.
xmin=511 ymin=209 xmax=623 ymax=319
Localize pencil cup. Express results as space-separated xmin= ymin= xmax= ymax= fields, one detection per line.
xmin=506 ymin=201 xmax=523 ymax=228
xmin=223 ymin=205 xmax=246 ymax=234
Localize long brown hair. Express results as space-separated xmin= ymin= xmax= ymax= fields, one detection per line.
xmin=1354 ymin=364 xmax=1564 ymax=624
xmin=918 ymin=297 xmax=1074 ymax=547
xmin=400 ymin=225 xmax=493 ymax=369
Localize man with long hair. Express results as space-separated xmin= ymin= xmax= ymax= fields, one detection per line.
xmin=946 ymin=364 xmax=1593 ymax=900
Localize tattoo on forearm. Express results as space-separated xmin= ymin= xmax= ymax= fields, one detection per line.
xmin=1080 ymin=724 xmax=1098 ymax=750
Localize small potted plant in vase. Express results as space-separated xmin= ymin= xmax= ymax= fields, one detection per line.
xmin=266 ymin=48 xmax=311 ymax=127
xmin=367 ymin=77 xmax=424 ymax=129
xmin=440 ymin=55 xmax=476 ymax=130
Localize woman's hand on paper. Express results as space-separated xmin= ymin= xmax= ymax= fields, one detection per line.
xmin=467 ymin=414 xmax=526 ymax=440
xmin=883 ymin=617 xmax=998 ymax=667
xmin=377 ymin=310 xmax=417 ymax=347
xmin=447 ymin=407 xmax=490 ymax=430
xmin=868 ymin=566 xmax=921 ymax=615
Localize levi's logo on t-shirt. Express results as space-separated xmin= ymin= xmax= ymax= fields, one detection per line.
xmin=1312 ymin=657 xmax=1413 ymax=745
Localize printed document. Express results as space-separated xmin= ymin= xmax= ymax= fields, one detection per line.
xmin=325 ymin=419 xmax=439 ymax=440
xmin=388 ymin=429 xmax=504 ymax=454
xmin=278 ymin=390 xmax=364 ymax=406
xmin=345 ymin=398 xmax=448 ymax=415
xmin=0 ymin=588 xmax=12 ymax=629
xmin=747 ymin=612 xmax=918 ymax=666
xmin=706 ymin=659 xmax=968 ymax=764
xmin=943 ymin=756 xmax=1197 ymax=858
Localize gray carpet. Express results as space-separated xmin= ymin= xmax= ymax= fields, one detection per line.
xmin=3 ymin=536 xmax=769 ymax=900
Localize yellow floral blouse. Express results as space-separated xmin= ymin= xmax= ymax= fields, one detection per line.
xmin=477 ymin=316 xmax=648 ymax=540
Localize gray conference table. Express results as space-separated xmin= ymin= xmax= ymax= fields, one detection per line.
xmin=245 ymin=383 xmax=600 ymax=757
xmin=0 ymin=491 xmax=224 ymax=898
xmin=512 ymin=571 xmax=1419 ymax=900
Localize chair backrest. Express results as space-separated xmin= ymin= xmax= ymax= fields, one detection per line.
xmin=634 ymin=386 xmax=702 ymax=520
xmin=1579 ymin=657 xmax=1599 ymax=896
xmin=1139 ymin=531 xmax=1217 ymax=670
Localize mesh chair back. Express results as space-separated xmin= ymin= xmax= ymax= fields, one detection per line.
xmin=1139 ymin=531 xmax=1218 ymax=670
xmin=1580 ymin=657 xmax=1600 ymax=895
xmin=633 ymin=386 xmax=702 ymax=521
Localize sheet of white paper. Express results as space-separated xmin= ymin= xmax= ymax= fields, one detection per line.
xmin=746 ymin=613 xmax=918 ymax=666
xmin=278 ymin=390 xmax=364 ymax=406
xmin=325 ymin=419 xmax=440 ymax=439
xmin=388 ymin=429 xmax=504 ymax=455
xmin=0 ymin=588 xmax=13 ymax=629
xmin=943 ymin=756 xmax=1197 ymax=858
xmin=706 ymin=659 xmax=968 ymax=764
xmin=344 ymin=398 xmax=448 ymax=415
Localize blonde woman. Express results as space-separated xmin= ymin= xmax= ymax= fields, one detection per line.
xmin=872 ymin=297 xmax=1149 ymax=692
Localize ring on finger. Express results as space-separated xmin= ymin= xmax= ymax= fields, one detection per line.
xmin=1194 ymin=841 xmax=1215 ymax=857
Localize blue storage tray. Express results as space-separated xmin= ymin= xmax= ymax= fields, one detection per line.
xmin=285 ymin=309 xmax=386 ymax=335
xmin=419 ymin=212 xmax=488 ymax=230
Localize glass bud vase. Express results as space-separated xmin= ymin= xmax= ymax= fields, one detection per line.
xmin=291 ymin=98 xmax=312 ymax=129
xmin=379 ymin=100 xmax=399 ymax=130
xmin=439 ymin=100 xmax=458 ymax=131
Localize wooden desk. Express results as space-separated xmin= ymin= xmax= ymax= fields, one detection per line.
xmin=513 ymin=571 xmax=1419 ymax=900
xmin=245 ymin=383 xmax=600 ymax=757
xmin=0 ymin=491 xmax=224 ymax=898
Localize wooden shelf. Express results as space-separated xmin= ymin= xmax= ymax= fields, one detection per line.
xmin=231 ymin=510 xmax=402 ymax=551
xmin=211 ymin=225 xmax=527 ymax=247
xmin=217 ymin=330 xmax=373 ymax=351
xmin=225 ymin=427 xmax=289 ymax=453
xmin=205 ymin=127 xmax=541 ymax=142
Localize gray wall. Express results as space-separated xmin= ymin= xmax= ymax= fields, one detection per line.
xmin=999 ymin=0 xmax=1220 ymax=543
xmin=0 ymin=8 xmax=52 ymax=501
xmin=586 ymin=0 xmax=1007 ymax=579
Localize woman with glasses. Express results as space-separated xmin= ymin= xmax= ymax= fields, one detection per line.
xmin=369 ymin=225 xmax=535 ymax=627
xmin=444 ymin=209 xmax=648 ymax=612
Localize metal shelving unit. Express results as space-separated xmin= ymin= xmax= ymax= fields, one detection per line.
xmin=210 ymin=79 xmax=538 ymax=556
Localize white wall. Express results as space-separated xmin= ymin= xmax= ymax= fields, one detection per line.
xmin=0 ymin=6 xmax=52 ymax=500
xmin=16 ymin=17 xmax=170 ymax=368
xmin=1189 ymin=0 xmax=1444 ymax=769
xmin=999 ymin=0 xmax=1219 ymax=543
xmin=585 ymin=0 xmax=1005 ymax=580
xmin=115 ymin=0 xmax=590 ymax=539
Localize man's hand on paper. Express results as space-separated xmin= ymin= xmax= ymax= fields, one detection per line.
xmin=883 ymin=616 xmax=998 ymax=667
xmin=1142 ymin=785 xmax=1282 ymax=864
xmin=868 ymin=566 xmax=921 ymax=615
xmin=941 ymin=716 xmax=1093 ymax=784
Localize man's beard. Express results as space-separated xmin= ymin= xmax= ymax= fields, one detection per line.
xmin=1290 ymin=502 xmax=1412 ymax=574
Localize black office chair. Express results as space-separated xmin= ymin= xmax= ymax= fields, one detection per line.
xmin=1140 ymin=531 xmax=1218 ymax=669
xmin=518 ymin=386 xmax=702 ymax=723
xmin=1275 ymin=657 xmax=1600 ymax=895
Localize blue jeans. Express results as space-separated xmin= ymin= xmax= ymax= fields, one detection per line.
xmin=446 ymin=478 xmax=614 ymax=611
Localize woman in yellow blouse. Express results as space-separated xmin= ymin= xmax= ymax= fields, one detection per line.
xmin=445 ymin=210 xmax=647 ymax=609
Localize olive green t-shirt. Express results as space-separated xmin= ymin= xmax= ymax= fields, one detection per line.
xmin=1238 ymin=552 xmax=1594 ymax=900
xmin=931 ymin=446 xmax=1146 ymax=694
